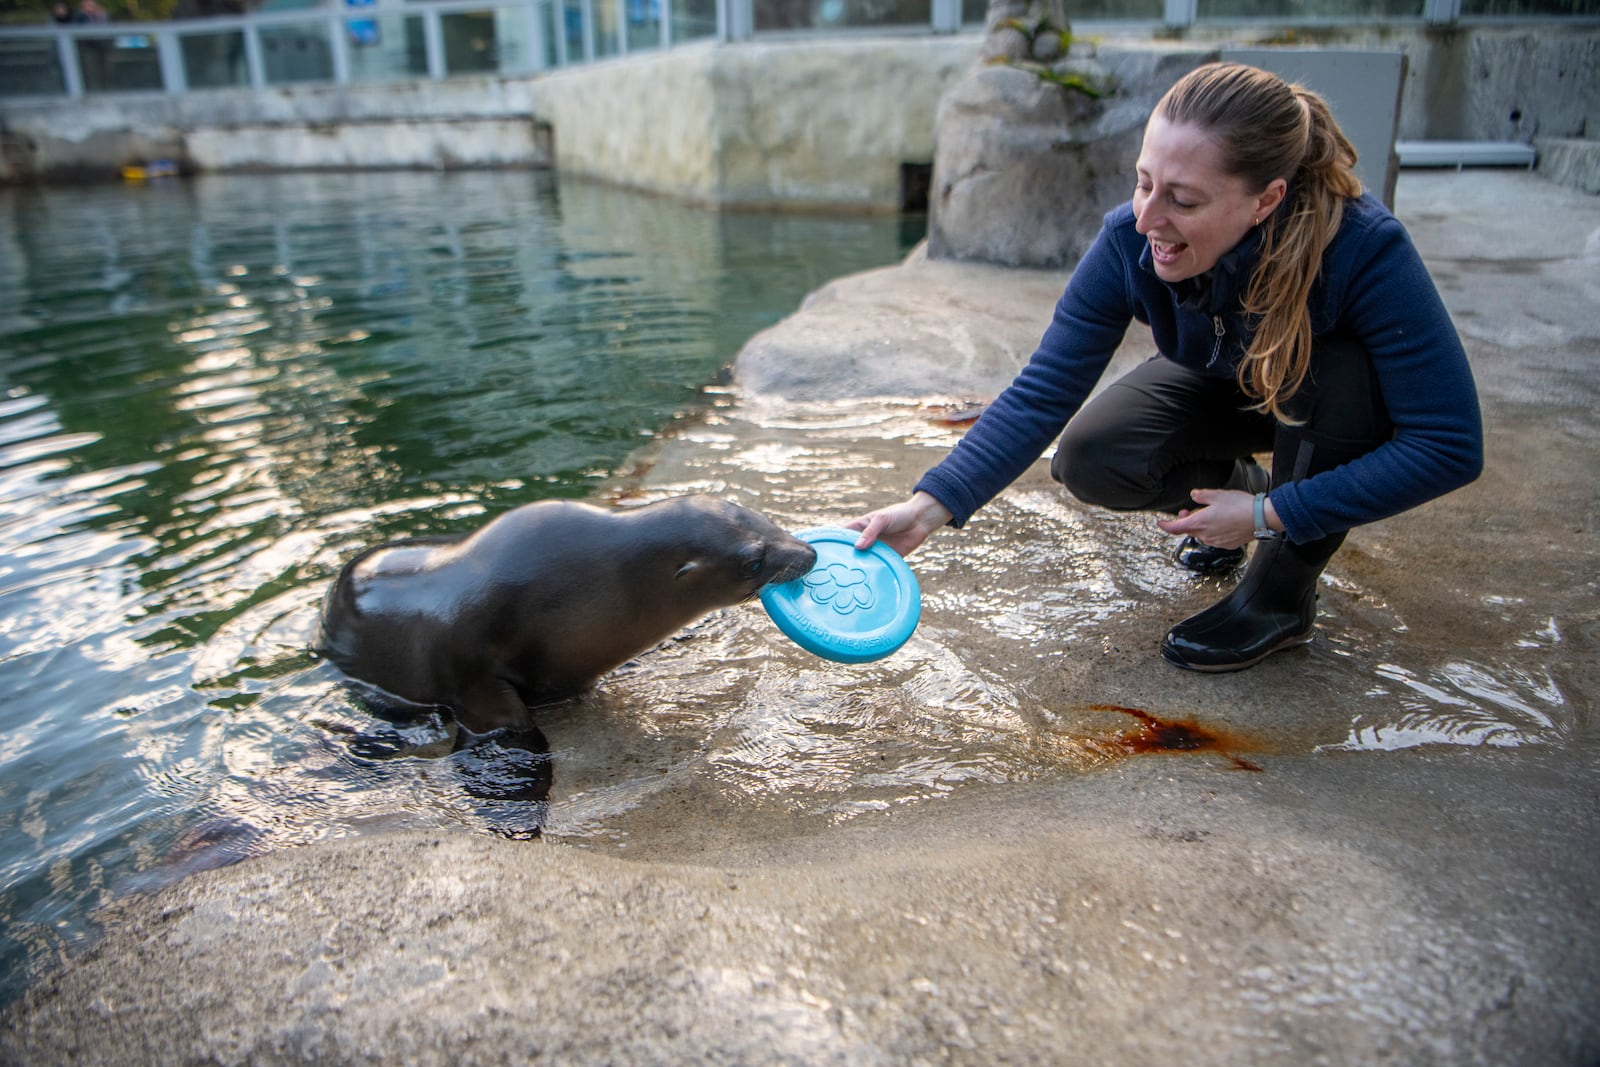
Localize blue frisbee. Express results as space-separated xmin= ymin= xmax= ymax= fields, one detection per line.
xmin=759 ymin=527 xmax=921 ymax=664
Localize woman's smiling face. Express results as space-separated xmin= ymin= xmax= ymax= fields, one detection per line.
xmin=1132 ymin=114 xmax=1286 ymax=284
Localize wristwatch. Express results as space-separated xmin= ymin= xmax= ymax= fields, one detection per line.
xmin=1252 ymin=492 xmax=1279 ymax=541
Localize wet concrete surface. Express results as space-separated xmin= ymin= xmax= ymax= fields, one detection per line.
xmin=4 ymin=170 xmax=1598 ymax=1065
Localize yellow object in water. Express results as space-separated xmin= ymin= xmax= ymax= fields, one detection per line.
xmin=121 ymin=160 xmax=178 ymax=181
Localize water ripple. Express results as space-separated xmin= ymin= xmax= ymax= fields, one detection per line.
xmin=1326 ymin=659 xmax=1569 ymax=751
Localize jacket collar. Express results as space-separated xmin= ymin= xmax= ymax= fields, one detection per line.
xmin=1137 ymin=223 xmax=1263 ymax=317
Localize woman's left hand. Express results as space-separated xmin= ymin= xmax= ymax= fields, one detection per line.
xmin=1156 ymin=488 xmax=1277 ymax=550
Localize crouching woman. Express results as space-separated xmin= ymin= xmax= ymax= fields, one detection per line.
xmin=848 ymin=62 xmax=1483 ymax=672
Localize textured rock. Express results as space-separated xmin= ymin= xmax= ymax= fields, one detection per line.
xmin=733 ymin=242 xmax=1068 ymax=402
xmin=927 ymin=44 xmax=1217 ymax=268
xmin=1534 ymin=136 xmax=1600 ymax=196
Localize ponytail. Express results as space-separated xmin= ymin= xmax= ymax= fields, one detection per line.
xmin=1157 ymin=64 xmax=1362 ymax=421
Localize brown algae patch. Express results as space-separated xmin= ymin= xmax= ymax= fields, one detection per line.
xmin=1082 ymin=704 xmax=1266 ymax=772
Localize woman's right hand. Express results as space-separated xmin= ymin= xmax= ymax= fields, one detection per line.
xmin=843 ymin=491 xmax=953 ymax=557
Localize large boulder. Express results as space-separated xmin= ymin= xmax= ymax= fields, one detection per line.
xmin=927 ymin=43 xmax=1218 ymax=268
xmin=732 ymin=243 xmax=1071 ymax=402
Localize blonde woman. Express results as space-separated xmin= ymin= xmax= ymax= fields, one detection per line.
xmin=848 ymin=62 xmax=1483 ymax=672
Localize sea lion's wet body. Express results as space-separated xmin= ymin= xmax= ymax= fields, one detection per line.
xmin=315 ymin=496 xmax=815 ymax=734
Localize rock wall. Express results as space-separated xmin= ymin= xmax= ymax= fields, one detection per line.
xmin=1363 ymin=24 xmax=1596 ymax=142
xmin=926 ymin=42 xmax=1214 ymax=268
xmin=1167 ymin=22 xmax=1597 ymax=143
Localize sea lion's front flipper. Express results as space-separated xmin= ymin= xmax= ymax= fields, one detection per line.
xmin=452 ymin=720 xmax=552 ymax=837
xmin=455 ymin=677 xmax=533 ymax=734
xmin=456 ymin=726 xmax=552 ymax=798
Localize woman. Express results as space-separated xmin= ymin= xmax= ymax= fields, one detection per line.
xmin=847 ymin=62 xmax=1483 ymax=673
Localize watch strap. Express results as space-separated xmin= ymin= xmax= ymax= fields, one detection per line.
xmin=1253 ymin=492 xmax=1278 ymax=541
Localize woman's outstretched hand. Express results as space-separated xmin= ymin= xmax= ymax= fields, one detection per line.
xmin=844 ymin=491 xmax=953 ymax=557
xmin=1156 ymin=487 xmax=1279 ymax=549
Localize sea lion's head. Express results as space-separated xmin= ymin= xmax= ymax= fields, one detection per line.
xmin=659 ymin=497 xmax=816 ymax=603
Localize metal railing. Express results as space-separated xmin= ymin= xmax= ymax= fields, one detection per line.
xmin=1 ymin=0 xmax=1594 ymax=100
xmin=2 ymin=0 xmax=723 ymax=98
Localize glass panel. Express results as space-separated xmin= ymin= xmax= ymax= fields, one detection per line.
xmin=627 ymin=0 xmax=663 ymax=50
xmin=1461 ymin=0 xmax=1600 ymax=10
xmin=537 ymin=0 xmax=562 ymax=64
xmin=259 ymin=21 xmax=334 ymax=84
xmin=966 ymin=0 xmax=1162 ymax=23
xmin=562 ymin=0 xmax=586 ymax=59
xmin=491 ymin=5 xmax=533 ymax=71
xmin=754 ymin=0 xmax=806 ymax=28
xmin=1198 ymin=0 xmax=1421 ymax=15
xmin=345 ymin=14 xmax=428 ymax=81
xmin=344 ymin=0 xmax=380 ymax=52
xmin=441 ymin=10 xmax=498 ymax=73
xmin=593 ymin=0 xmax=621 ymax=56
xmin=1064 ymin=0 xmax=1162 ymax=15
xmin=672 ymin=0 xmax=718 ymax=40
xmin=0 ymin=38 xmax=65 ymax=96
xmin=755 ymin=0 xmax=931 ymax=31
xmin=78 ymin=34 xmax=162 ymax=93
xmin=180 ymin=31 xmax=249 ymax=90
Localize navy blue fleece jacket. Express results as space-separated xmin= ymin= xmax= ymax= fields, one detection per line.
xmin=913 ymin=192 xmax=1484 ymax=544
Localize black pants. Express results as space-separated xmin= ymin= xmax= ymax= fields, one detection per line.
xmin=1051 ymin=335 xmax=1392 ymax=563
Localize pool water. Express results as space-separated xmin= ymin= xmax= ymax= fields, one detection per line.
xmin=0 ymin=170 xmax=923 ymax=1001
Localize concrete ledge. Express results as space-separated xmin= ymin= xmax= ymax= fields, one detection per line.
xmin=0 ymin=76 xmax=546 ymax=181
xmin=187 ymin=116 xmax=553 ymax=172
xmin=1396 ymin=139 xmax=1537 ymax=169
xmin=1534 ymin=136 xmax=1600 ymax=195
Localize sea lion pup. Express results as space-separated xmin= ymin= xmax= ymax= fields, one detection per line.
xmin=315 ymin=495 xmax=816 ymax=734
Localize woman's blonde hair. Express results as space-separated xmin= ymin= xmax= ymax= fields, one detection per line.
xmin=1156 ymin=62 xmax=1362 ymax=421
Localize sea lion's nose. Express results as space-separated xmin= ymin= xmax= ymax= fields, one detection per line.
xmin=772 ymin=542 xmax=817 ymax=586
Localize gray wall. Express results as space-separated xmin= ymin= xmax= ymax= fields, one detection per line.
xmin=2 ymin=24 xmax=1595 ymax=196
xmin=1183 ymin=22 xmax=1598 ymax=141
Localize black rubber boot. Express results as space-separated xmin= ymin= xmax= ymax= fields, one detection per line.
xmin=1171 ymin=458 xmax=1270 ymax=575
xmin=1173 ymin=537 xmax=1244 ymax=574
xmin=1161 ymin=531 xmax=1345 ymax=672
xmin=1163 ymin=333 xmax=1391 ymax=670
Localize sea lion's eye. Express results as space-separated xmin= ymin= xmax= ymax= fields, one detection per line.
xmin=739 ymin=553 xmax=765 ymax=580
